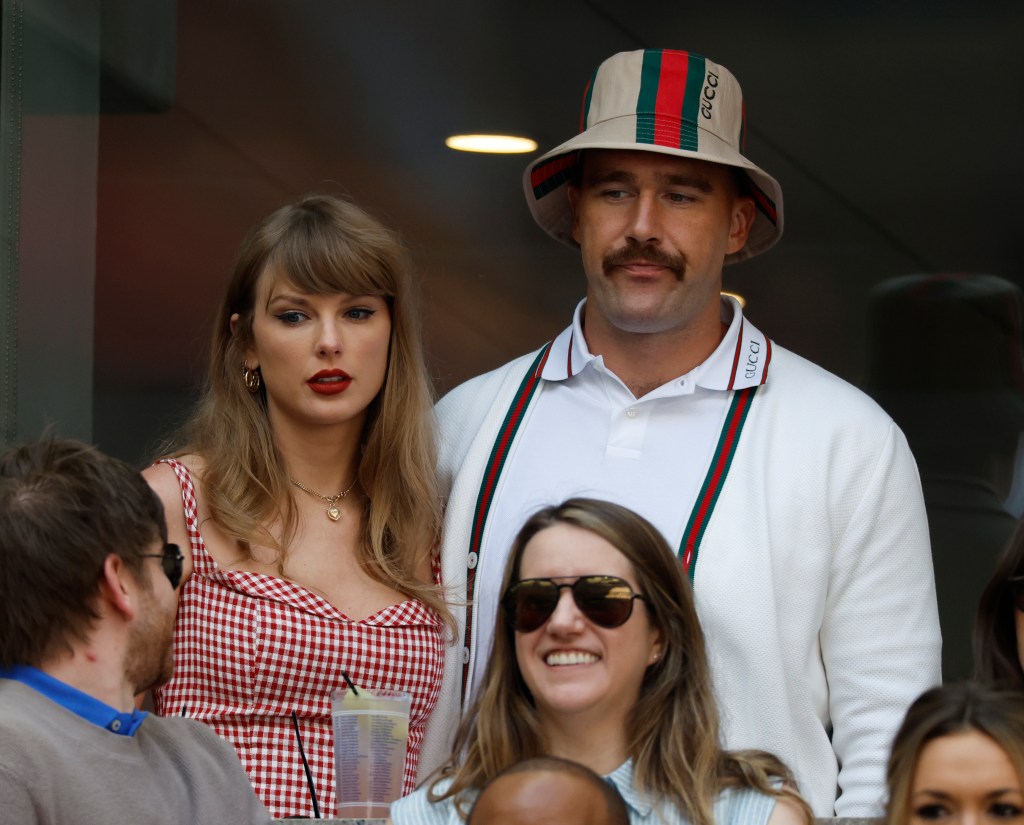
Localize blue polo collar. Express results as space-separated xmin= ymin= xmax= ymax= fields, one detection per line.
xmin=0 ymin=664 xmax=148 ymax=736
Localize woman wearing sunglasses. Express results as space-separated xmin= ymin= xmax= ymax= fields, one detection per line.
xmin=974 ymin=517 xmax=1024 ymax=688
xmin=391 ymin=498 xmax=812 ymax=825
xmin=143 ymin=195 xmax=449 ymax=819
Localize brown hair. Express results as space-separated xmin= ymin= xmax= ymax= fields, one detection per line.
xmin=165 ymin=194 xmax=447 ymax=619
xmin=885 ymin=682 xmax=1024 ymax=825
xmin=973 ymin=517 xmax=1024 ymax=688
xmin=0 ymin=437 xmax=166 ymax=667
xmin=432 ymin=497 xmax=812 ymax=825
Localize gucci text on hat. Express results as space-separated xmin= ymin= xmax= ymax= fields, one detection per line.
xmin=523 ymin=48 xmax=784 ymax=264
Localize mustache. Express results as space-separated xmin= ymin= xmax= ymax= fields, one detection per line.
xmin=602 ymin=242 xmax=687 ymax=275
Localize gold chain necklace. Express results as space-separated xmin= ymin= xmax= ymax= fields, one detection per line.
xmin=288 ymin=476 xmax=357 ymax=521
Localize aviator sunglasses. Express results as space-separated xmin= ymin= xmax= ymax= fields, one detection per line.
xmin=502 ymin=575 xmax=648 ymax=633
xmin=140 ymin=543 xmax=184 ymax=589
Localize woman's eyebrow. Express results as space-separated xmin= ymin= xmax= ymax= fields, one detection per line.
xmin=911 ymin=790 xmax=954 ymax=801
xmin=265 ymin=291 xmax=313 ymax=308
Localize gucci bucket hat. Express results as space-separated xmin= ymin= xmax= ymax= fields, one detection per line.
xmin=524 ymin=48 xmax=783 ymax=263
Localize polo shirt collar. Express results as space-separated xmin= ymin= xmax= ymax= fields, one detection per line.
xmin=542 ymin=296 xmax=772 ymax=391
xmin=605 ymin=759 xmax=655 ymax=819
xmin=541 ymin=300 xmax=593 ymax=382
xmin=0 ymin=663 xmax=148 ymax=736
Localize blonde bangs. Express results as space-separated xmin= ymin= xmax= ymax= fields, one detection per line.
xmin=263 ymin=209 xmax=402 ymax=300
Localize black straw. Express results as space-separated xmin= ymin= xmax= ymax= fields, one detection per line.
xmin=342 ymin=671 xmax=360 ymax=696
xmin=290 ymin=710 xmax=321 ymax=819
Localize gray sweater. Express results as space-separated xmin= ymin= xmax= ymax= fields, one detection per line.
xmin=0 ymin=679 xmax=272 ymax=824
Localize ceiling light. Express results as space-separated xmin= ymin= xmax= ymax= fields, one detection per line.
xmin=445 ymin=134 xmax=538 ymax=154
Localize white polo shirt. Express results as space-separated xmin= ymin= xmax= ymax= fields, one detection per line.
xmin=469 ymin=295 xmax=771 ymax=698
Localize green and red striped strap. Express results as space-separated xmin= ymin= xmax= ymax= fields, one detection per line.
xmin=678 ymin=385 xmax=758 ymax=578
xmin=461 ymin=343 xmax=552 ymax=698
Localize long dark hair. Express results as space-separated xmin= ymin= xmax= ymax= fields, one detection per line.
xmin=973 ymin=517 xmax=1024 ymax=688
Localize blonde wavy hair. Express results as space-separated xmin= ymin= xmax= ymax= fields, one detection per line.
xmin=165 ymin=194 xmax=447 ymax=621
xmin=431 ymin=497 xmax=812 ymax=825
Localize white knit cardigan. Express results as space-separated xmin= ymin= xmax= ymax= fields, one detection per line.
xmin=420 ymin=341 xmax=941 ymax=817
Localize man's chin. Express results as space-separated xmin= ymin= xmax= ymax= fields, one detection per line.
xmin=606 ymin=312 xmax=683 ymax=336
xmin=147 ymin=671 xmax=173 ymax=692
xmin=137 ymin=654 xmax=175 ymax=695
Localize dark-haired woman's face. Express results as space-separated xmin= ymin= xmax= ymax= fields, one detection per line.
xmin=910 ymin=730 xmax=1023 ymax=825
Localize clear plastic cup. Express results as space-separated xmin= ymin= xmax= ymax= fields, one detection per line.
xmin=331 ymin=686 xmax=411 ymax=819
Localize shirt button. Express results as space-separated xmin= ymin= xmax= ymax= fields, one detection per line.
xmin=110 ymin=719 xmax=122 ymax=732
xmin=462 ymin=646 xmax=471 ymax=664
xmin=467 ymin=551 xmax=478 ymax=570
xmin=626 ymin=407 xmax=637 ymax=418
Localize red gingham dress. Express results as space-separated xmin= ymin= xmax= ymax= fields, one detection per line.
xmin=152 ymin=459 xmax=444 ymax=819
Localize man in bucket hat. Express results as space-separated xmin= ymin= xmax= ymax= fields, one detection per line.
xmin=421 ymin=49 xmax=940 ymax=816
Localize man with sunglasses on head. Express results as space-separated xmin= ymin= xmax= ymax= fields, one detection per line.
xmin=0 ymin=437 xmax=271 ymax=824
xmin=422 ymin=49 xmax=941 ymax=817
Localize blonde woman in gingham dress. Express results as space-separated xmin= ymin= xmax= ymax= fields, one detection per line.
xmin=145 ymin=195 xmax=450 ymax=819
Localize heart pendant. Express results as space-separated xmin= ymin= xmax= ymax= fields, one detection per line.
xmin=327 ymin=506 xmax=341 ymax=521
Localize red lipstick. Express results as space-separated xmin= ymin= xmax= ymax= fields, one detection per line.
xmin=307 ymin=369 xmax=352 ymax=395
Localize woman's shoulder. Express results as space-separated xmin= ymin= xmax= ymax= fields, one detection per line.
xmin=763 ymin=796 xmax=811 ymax=825
xmin=144 ymin=457 xmax=186 ymax=508
xmin=143 ymin=453 xmax=205 ymax=486
xmin=389 ymin=778 xmax=466 ymax=825
xmin=143 ymin=454 xmax=208 ymax=565
xmin=144 ymin=454 xmax=203 ymax=512
xmin=713 ymin=784 xmax=792 ymax=825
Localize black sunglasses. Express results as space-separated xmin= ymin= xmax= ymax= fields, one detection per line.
xmin=502 ymin=575 xmax=648 ymax=633
xmin=140 ymin=543 xmax=184 ymax=589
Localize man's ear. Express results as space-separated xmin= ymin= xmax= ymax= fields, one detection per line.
xmin=726 ymin=197 xmax=757 ymax=255
xmin=97 ymin=554 xmax=137 ymax=621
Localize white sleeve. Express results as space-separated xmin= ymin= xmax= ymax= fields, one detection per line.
xmin=821 ymin=420 xmax=941 ymax=815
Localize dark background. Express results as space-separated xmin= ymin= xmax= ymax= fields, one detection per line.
xmin=12 ymin=0 xmax=1018 ymax=681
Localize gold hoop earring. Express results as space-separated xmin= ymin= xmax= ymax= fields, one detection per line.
xmin=242 ymin=361 xmax=261 ymax=394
